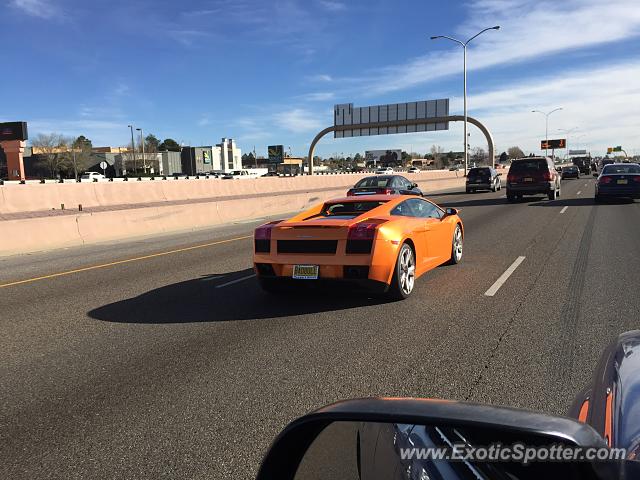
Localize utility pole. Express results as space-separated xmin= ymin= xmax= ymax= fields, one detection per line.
xmin=532 ymin=108 xmax=563 ymax=157
xmin=128 ymin=125 xmax=136 ymax=174
xmin=136 ymin=127 xmax=146 ymax=173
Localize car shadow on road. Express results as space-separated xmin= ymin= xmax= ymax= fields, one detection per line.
xmin=88 ymin=268 xmax=390 ymax=324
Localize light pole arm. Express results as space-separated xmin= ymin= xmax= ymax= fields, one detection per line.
xmin=466 ymin=26 xmax=500 ymax=44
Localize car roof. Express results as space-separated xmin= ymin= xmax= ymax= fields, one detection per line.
xmin=358 ymin=175 xmax=405 ymax=181
xmin=326 ymin=194 xmax=406 ymax=204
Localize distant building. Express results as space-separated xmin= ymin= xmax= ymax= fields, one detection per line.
xmin=181 ymin=138 xmax=242 ymax=175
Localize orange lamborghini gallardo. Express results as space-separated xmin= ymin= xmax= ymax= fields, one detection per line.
xmin=253 ymin=195 xmax=463 ymax=299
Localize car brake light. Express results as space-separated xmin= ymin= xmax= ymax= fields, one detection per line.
xmin=376 ymin=187 xmax=394 ymax=195
xmin=599 ymin=176 xmax=613 ymax=185
xmin=633 ymin=176 xmax=640 ymax=183
xmin=543 ymin=170 xmax=552 ymax=181
xmin=346 ymin=189 xmax=355 ymax=196
xmin=347 ymin=222 xmax=379 ymax=241
xmin=255 ymin=221 xmax=281 ymax=240
xmin=507 ymin=174 xmax=515 ymax=182
xmin=254 ymin=221 xmax=282 ymax=253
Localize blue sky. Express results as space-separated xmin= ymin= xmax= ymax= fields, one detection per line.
xmin=3 ymin=0 xmax=640 ymax=157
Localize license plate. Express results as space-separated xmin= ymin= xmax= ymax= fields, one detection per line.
xmin=524 ymin=177 xmax=533 ymax=182
xmin=617 ymin=179 xmax=628 ymax=185
xmin=293 ymin=265 xmax=319 ymax=280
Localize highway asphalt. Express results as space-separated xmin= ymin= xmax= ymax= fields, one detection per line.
xmin=2 ymin=177 xmax=639 ymax=479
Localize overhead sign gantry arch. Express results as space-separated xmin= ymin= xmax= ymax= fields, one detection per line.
xmin=307 ymin=100 xmax=494 ymax=175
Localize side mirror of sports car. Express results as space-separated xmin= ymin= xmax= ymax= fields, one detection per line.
xmin=444 ymin=207 xmax=458 ymax=216
xmin=410 ymin=182 xmax=418 ymax=189
xmin=255 ymin=398 xmax=612 ymax=480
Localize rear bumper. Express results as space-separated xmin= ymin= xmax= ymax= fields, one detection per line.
xmin=596 ymin=185 xmax=640 ymax=198
xmin=466 ymin=181 xmax=492 ymax=190
xmin=507 ymin=181 xmax=553 ymax=194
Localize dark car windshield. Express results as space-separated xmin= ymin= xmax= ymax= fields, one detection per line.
xmin=354 ymin=176 xmax=393 ymax=188
xmin=468 ymin=168 xmax=490 ymax=175
xmin=602 ymin=165 xmax=640 ymax=174
xmin=510 ymin=160 xmax=547 ymax=173
xmin=320 ymin=200 xmax=388 ymax=217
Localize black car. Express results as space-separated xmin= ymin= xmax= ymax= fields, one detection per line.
xmin=594 ymin=163 xmax=640 ymax=202
xmin=346 ymin=175 xmax=423 ymax=197
xmin=465 ymin=167 xmax=502 ymax=193
xmin=561 ymin=165 xmax=580 ymax=179
xmin=506 ymin=157 xmax=561 ymax=201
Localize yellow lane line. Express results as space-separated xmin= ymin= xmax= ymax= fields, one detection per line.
xmin=0 ymin=235 xmax=252 ymax=289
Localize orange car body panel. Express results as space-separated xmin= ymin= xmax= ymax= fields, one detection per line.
xmin=253 ymin=195 xmax=463 ymax=287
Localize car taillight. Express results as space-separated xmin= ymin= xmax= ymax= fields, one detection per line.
xmin=346 ymin=189 xmax=355 ymax=196
xmin=254 ymin=221 xmax=282 ymax=252
xmin=599 ymin=176 xmax=613 ymax=185
xmin=543 ymin=170 xmax=552 ymax=181
xmin=507 ymin=174 xmax=515 ymax=183
xmin=348 ymin=222 xmax=378 ymax=240
xmin=376 ymin=187 xmax=394 ymax=195
xmin=346 ymin=221 xmax=385 ymax=254
xmin=633 ymin=176 xmax=640 ymax=183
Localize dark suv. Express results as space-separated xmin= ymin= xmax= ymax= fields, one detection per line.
xmin=506 ymin=157 xmax=561 ymax=202
xmin=465 ymin=167 xmax=502 ymax=193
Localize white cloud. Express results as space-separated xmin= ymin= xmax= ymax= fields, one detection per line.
xmin=361 ymin=0 xmax=640 ymax=94
xmin=306 ymin=74 xmax=333 ymax=82
xmin=10 ymin=0 xmax=62 ymax=19
xmin=318 ymin=1 xmax=346 ymax=12
xmin=298 ymin=92 xmax=335 ymax=102
xmin=273 ymin=108 xmax=324 ymax=133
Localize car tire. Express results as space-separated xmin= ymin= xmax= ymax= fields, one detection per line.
xmin=594 ymin=195 xmax=602 ymax=203
xmin=491 ymin=181 xmax=497 ymax=192
xmin=497 ymin=181 xmax=501 ymax=191
xmin=388 ymin=243 xmax=416 ymax=300
xmin=465 ymin=187 xmax=471 ymax=193
xmin=507 ymin=192 xmax=516 ymax=202
xmin=548 ymin=188 xmax=557 ymax=201
xmin=447 ymin=224 xmax=463 ymax=265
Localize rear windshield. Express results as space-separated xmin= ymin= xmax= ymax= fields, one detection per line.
xmin=602 ymin=165 xmax=640 ymax=174
xmin=510 ymin=160 xmax=547 ymax=173
xmin=320 ymin=200 xmax=388 ymax=217
xmin=563 ymin=166 xmax=578 ymax=170
xmin=355 ymin=177 xmax=392 ymax=188
xmin=468 ymin=168 xmax=490 ymax=175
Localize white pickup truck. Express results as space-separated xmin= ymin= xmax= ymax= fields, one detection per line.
xmin=222 ymin=169 xmax=267 ymax=179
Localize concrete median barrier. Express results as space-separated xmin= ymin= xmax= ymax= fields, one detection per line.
xmin=0 ymin=172 xmax=467 ymax=255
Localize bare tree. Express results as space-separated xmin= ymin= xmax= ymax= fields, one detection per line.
xmin=32 ymin=133 xmax=73 ymax=178
xmin=507 ymin=146 xmax=525 ymax=159
xmin=430 ymin=144 xmax=445 ymax=168
xmin=471 ymin=147 xmax=487 ymax=165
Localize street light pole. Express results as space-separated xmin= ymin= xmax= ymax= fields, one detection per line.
xmin=532 ymin=108 xmax=562 ymax=158
xmin=136 ymin=127 xmax=146 ymax=173
xmin=128 ymin=124 xmax=136 ymax=175
xmin=431 ymin=25 xmax=500 ymax=176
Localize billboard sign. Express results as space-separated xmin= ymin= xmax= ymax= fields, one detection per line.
xmin=268 ymin=145 xmax=284 ymax=164
xmin=334 ymin=99 xmax=449 ymax=138
xmin=0 ymin=121 xmax=28 ymax=141
xmin=541 ymin=139 xmax=566 ymax=149
xmin=569 ymin=149 xmax=587 ymax=156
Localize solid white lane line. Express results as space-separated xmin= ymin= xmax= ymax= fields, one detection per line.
xmin=215 ymin=274 xmax=256 ymax=288
xmin=200 ymin=275 xmax=225 ymax=282
xmin=577 ymin=191 xmax=582 ymax=195
xmin=560 ymin=206 xmax=569 ymax=214
xmin=484 ymin=256 xmax=526 ymax=297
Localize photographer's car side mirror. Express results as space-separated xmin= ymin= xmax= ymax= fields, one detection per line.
xmin=256 ymin=398 xmax=608 ymax=480
xmin=445 ymin=207 xmax=458 ymax=216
